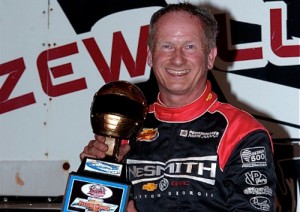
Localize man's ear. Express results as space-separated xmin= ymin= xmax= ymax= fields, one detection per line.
xmin=147 ymin=46 xmax=153 ymax=67
xmin=207 ymin=47 xmax=217 ymax=70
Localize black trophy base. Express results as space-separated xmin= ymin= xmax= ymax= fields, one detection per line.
xmin=62 ymin=157 xmax=130 ymax=212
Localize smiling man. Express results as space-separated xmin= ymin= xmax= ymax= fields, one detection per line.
xmin=81 ymin=3 xmax=276 ymax=211
xmin=147 ymin=8 xmax=217 ymax=107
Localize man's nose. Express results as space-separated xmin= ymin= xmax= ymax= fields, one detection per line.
xmin=171 ymin=48 xmax=187 ymax=65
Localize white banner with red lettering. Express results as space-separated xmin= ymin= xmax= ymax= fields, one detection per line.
xmin=0 ymin=0 xmax=299 ymax=210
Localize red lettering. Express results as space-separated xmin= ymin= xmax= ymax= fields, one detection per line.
xmin=270 ymin=8 xmax=300 ymax=57
xmin=171 ymin=181 xmax=190 ymax=187
xmin=83 ymin=25 xmax=149 ymax=82
xmin=215 ymin=14 xmax=263 ymax=62
xmin=36 ymin=42 xmax=87 ymax=97
xmin=0 ymin=58 xmax=36 ymax=114
xmin=83 ymin=37 xmax=112 ymax=81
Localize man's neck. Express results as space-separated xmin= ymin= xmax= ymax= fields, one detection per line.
xmin=158 ymin=91 xmax=202 ymax=107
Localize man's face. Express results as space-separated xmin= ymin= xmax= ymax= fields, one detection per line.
xmin=147 ymin=11 xmax=217 ymax=106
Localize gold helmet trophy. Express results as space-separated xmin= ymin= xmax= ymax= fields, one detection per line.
xmin=90 ymin=80 xmax=148 ymax=161
xmin=62 ymin=81 xmax=148 ymax=212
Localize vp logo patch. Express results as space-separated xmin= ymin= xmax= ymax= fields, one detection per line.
xmin=245 ymin=170 xmax=267 ymax=186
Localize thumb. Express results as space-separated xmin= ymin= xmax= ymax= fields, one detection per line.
xmin=118 ymin=143 xmax=131 ymax=162
xmin=127 ymin=200 xmax=137 ymax=212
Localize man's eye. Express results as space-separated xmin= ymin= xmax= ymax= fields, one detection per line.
xmin=162 ymin=44 xmax=173 ymax=49
xmin=185 ymin=45 xmax=195 ymax=49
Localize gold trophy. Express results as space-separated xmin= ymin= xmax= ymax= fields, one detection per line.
xmin=90 ymin=80 xmax=148 ymax=162
xmin=62 ymin=81 xmax=148 ymax=212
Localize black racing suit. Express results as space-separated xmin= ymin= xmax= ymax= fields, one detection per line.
xmin=126 ymin=81 xmax=276 ymax=211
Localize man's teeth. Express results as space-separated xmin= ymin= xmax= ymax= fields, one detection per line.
xmin=167 ymin=69 xmax=189 ymax=75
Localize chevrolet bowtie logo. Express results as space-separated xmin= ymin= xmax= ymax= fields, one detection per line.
xmin=142 ymin=183 xmax=158 ymax=191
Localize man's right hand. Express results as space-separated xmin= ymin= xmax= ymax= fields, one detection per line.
xmin=79 ymin=135 xmax=131 ymax=162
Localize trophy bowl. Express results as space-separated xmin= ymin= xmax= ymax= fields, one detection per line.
xmin=90 ymin=80 xmax=148 ymax=149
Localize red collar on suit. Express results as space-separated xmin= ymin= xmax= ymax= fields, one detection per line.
xmin=149 ymin=81 xmax=218 ymax=122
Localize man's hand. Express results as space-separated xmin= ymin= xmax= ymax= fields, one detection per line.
xmin=127 ymin=200 xmax=137 ymax=212
xmin=80 ymin=135 xmax=131 ymax=162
